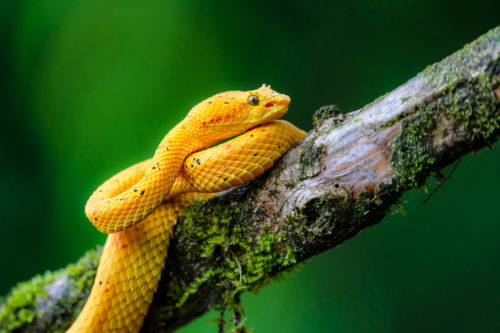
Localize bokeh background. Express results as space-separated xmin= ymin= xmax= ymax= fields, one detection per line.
xmin=1 ymin=1 xmax=499 ymax=332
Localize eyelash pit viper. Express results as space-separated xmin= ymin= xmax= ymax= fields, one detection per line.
xmin=67 ymin=85 xmax=306 ymax=332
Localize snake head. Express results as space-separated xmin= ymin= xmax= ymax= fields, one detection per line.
xmin=242 ymin=84 xmax=291 ymax=123
xmin=184 ymin=84 xmax=291 ymax=146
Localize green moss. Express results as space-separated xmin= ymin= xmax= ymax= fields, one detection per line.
xmin=220 ymin=229 xmax=298 ymax=303
xmin=0 ymin=247 xmax=101 ymax=332
xmin=0 ymin=273 xmax=54 ymax=331
xmin=423 ymin=27 xmax=500 ymax=90
xmin=389 ymin=28 xmax=499 ymax=191
xmin=380 ymin=111 xmax=409 ymax=130
xmin=299 ymin=143 xmax=326 ymax=180
xmin=392 ymin=112 xmax=437 ymax=189
xmin=351 ymin=117 xmax=363 ymax=124
xmin=175 ymin=270 xmax=218 ymax=308
xmin=312 ymin=105 xmax=343 ymax=129
xmin=282 ymin=193 xmax=351 ymax=249
xmin=393 ymin=71 xmax=499 ymax=189
xmin=384 ymin=28 xmax=499 ymax=138
xmin=172 ymin=197 xmax=301 ymax=311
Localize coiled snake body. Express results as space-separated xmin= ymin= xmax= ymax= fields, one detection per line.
xmin=68 ymin=85 xmax=306 ymax=332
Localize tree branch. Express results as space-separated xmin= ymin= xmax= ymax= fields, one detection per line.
xmin=1 ymin=26 xmax=499 ymax=333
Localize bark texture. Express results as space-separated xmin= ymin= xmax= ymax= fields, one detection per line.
xmin=1 ymin=26 xmax=499 ymax=333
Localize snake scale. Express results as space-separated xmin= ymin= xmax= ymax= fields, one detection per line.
xmin=68 ymin=85 xmax=306 ymax=332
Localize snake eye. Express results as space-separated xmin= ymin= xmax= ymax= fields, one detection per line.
xmin=248 ymin=95 xmax=259 ymax=106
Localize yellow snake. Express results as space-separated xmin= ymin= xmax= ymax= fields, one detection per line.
xmin=68 ymin=85 xmax=306 ymax=332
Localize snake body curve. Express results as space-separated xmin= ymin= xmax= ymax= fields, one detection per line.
xmin=68 ymin=85 xmax=306 ymax=332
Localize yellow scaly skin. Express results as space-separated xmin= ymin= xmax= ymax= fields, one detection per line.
xmin=68 ymin=85 xmax=306 ymax=332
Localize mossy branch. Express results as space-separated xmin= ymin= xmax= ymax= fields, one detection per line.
xmin=2 ymin=26 xmax=499 ymax=333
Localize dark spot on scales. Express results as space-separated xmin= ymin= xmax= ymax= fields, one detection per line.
xmin=99 ymin=281 xmax=102 ymax=285
xmin=141 ymin=190 xmax=145 ymax=195
xmin=196 ymin=159 xmax=201 ymax=165
xmin=224 ymin=178 xmax=228 ymax=181
xmin=253 ymin=153 xmax=258 ymax=156
xmin=191 ymin=164 xmax=194 ymax=168
xmin=134 ymin=189 xmax=137 ymax=192
xmin=224 ymin=102 xmax=229 ymax=104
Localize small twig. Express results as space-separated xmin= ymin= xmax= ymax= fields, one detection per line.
xmin=421 ymin=158 xmax=462 ymax=205
xmin=231 ymin=296 xmax=246 ymax=333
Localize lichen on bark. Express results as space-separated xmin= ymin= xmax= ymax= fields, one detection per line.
xmin=0 ymin=247 xmax=101 ymax=332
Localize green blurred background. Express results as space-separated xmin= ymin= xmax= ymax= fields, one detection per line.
xmin=1 ymin=0 xmax=499 ymax=332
